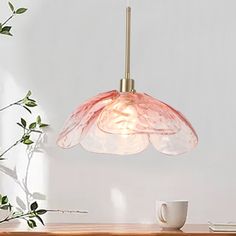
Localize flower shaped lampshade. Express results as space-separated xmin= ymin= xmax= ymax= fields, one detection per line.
xmin=57 ymin=90 xmax=198 ymax=155
xmin=57 ymin=5 xmax=198 ymax=155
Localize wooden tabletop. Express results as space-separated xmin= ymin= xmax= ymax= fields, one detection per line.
xmin=0 ymin=224 xmax=235 ymax=236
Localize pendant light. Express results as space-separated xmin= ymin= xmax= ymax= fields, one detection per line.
xmin=57 ymin=3 xmax=198 ymax=155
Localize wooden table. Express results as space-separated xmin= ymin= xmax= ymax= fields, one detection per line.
xmin=0 ymin=224 xmax=236 ymax=236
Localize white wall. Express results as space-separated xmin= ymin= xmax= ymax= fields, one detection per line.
xmin=1 ymin=0 xmax=236 ymax=224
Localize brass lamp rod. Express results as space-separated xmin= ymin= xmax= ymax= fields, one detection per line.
xmin=120 ymin=6 xmax=135 ymax=93
xmin=125 ymin=6 xmax=131 ymax=79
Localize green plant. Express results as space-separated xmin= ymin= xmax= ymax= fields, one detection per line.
xmin=0 ymin=193 xmax=87 ymax=228
xmin=0 ymin=91 xmax=88 ymax=228
xmin=0 ymin=91 xmax=49 ymax=228
xmin=0 ymin=195 xmax=47 ymax=228
xmin=0 ymin=3 xmax=87 ymax=228
xmin=0 ymin=91 xmax=48 ymax=160
xmin=0 ymin=90 xmax=36 ymax=113
xmin=0 ymin=2 xmax=27 ymax=36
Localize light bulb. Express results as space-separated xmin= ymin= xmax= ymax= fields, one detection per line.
xmin=98 ymin=100 xmax=138 ymax=135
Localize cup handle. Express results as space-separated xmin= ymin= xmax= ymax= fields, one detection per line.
xmin=158 ymin=203 xmax=167 ymax=223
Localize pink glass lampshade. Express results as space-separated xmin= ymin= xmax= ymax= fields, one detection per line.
xmin=57 ymin=90 xmax=198 ymax=155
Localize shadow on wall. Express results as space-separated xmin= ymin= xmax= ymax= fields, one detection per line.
xmin=0 ymin=68 xmax=48 ymax=218
xmin=0 ymin=134 xmax=46 ymax=211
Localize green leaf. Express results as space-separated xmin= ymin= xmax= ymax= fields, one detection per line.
xmin=29 ymin=122 xmax=36 ymax=129
xmin=16 ymin=8 xmax=27 ymax=14
xmin=17 ymin=122 xmax=24 ymax=128
xmin=36 ymin=116 xmax=41 ymax=124
xmin=25 ymin=90 xmax=32 ymax=97
xmin=2 ymin=26 xmax=11 ymax=32
xmin=39 ymin=124 xmax=49 ymax=128
xmin=23 ymin=135 xmax=30 ymax=141
xmin=21 ymin=118 xmax=26 ymax=128
xmin=0 ymin=194 xmax=2 ymax=202
xmin=25 ymin=101 xmax=37 ymax=107
xmin=30 ymin=201 xmax=38 ymax=211
xmin=27 ymin=98 xmax=36 ymax=102
xmin=8 ymin=2 xmax=15 ymax=12
xmin=1 ymin=195 xmax=8 ymax=204
xmin=0 ymin=204 xmax=12 ymax=210
xmin=27 ymin=219 xmax=37 ymax=228
xmin=0 ymin=30 xmax=12 ymax=36
xmin=23 ymin=106 xmax=32 ymax=114
xmin=35 ymin=215 xmax=44 ymax=225
xmin=36 ymin=209 xmax=47 ymax=215
xmin=0 ymin=23 xmax=2 ymax=32
xmin=0 ymin=205 xmax=9 ymax=210
xmin=23 ymin=139 xmax=33 ymax=145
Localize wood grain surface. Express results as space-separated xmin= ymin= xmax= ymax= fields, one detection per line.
xmin=0 ymin=224 xmax=235 ymax=236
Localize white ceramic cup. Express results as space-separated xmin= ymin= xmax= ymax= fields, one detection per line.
xmin=156 ymin=200 xmax=188 ymax=230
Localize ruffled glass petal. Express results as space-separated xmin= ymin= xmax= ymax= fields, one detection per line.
xmin=145 ymin=95 xmax=198 ymax=155
xmin=80 ymin=121 xmax=149 ymax=155
xmin=57 ymin=90 xmax=198 ymax=155
xmin=57 ymin=90 xmax=119 ymax=148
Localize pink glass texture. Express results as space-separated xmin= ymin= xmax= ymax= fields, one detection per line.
xmin=57 ymin=90 xmax=198 ymax=155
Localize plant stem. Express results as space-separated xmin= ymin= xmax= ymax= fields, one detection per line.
xmin=0 ymin=139 xmax=21 ymax=158
xmin=24 ymin=134 xmax=42 ymax=210
xmin=0 ymin=100 xmax=22 ymax=112
xmin=47 ymin=209 xmax=88 ymax=214
xmin=0 ymin=212 xmax=30 ymax=224
xmin=0 ymin=127 xmax=37 ymax=159
xmin=0 ymin=209 xmax=88 ymax=224
xmin=1 ymin=14 xmax=15 ymax=27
